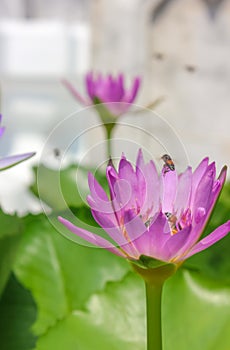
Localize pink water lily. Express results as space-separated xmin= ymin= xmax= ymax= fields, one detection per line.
xmin=62 ymin=72 xmax=141 ymax=116
xmin=58 ymin=150 xmax=230 ymax=265
xmin=0 ymin=115 xmax=35 ymax=170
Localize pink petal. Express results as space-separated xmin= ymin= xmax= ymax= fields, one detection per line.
xmin=147 ymin=212 xmax=172 ymax=261
xmin=0 ymin=126 xmax=5 ymax=138
xmin=104 ymin=74 xmax=124 ymax=102
xmin=192 ymin=162 xmax=216 ymax=214
xmin=0 ymin=152 xmax=35 ymax=170
xmin=62 ymin=78 xmax=90 ymax=105
xmin=106 ymin=164 xmax=119 ymax=201
xmin=190 ymin=157 xmax=209 ymax=207
xmin=183 ymin=165 xmax=228 ymax=253
xmin=58 ymin=216 xmax=126 ymax=257
xmin=117 ymin=74 xmax=125 ymax=100
xmin=123 ymin=210 xmax=149 ymax=258
xmin=87 ymin=172 xmax=116 ymax=217
xmin=207 ymin=166 xmax=227 ymax=213
xmin=164 ymin=225 xmax=192 ymax=261
xmin=122 ymin=77 xmax=141 ymax=104
xmin=136 ymin=148 xmax=145 ymax=173
xmin=174 ymin=167 xmax=192 ymax=216
xmin=161 ymin=168 xmax=178 ymax=213
xmin=183 ymin=221 xmax=230 ymax=259
xmin=192 ymin=157 xmax=209 ymax=186
xmin=124 ymin=209 xmax=148 ymax=243
xmin=136 ymin=149 xmax=159 ymax=216
xmin=106 ymin=164 xmax=124 ymax=222
xmin=88 ymin=172 xmax=109 ymax=202
xmin=128 ymin=211 xmax=171 ymax=261
xmin=202 ymin=165 xmax=226 ymax=225
xmin=90 ymin=209 xmax=129 ymax=248
xmin=118 ymin=157 xmax=138 ymax=210
xmin=85 ymin=72 xmax=95 ymax=100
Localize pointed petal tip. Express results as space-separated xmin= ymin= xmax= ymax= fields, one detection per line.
xmin=62 ymin=78 xmax=89 ymax=105
xmin=88 ymin=171 xmax=94 ymax=182
xmin=134 ymin=76 xmax=141 ymax=85
xmin=218 ymin=165 xmax=227 ymax=181
xmin=24 ymin=151 xmax=36 ymax=158
xmin=120 ymin=152 xmax=126 ymax=161
xmin=137 ymin=148 xmax=143 ymax=159
xmin=106 ymin=162 xmax=117 ymax=176
xmin=107 ymin=157 xmax=114 ymax=167
xmin=61 ymin=78 xmax=69 ymax=85
xmin=184 ymin=220 xmax=230 ymax=260
xmin=58 ymin=215 xmax=67 ymax=225
xmin=136 ymin=148 xmax=144 ymax=169
xmin=195 ymin=157 xmax=209 ymax=171
xmin=0 ymin=151 xmax=36 ymax=171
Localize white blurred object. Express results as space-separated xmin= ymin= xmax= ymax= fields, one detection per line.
xmin=68 ymin=23 xmax=91 ymax=75
xmin=0 ymin=20 xmax=90 ymax=77
xmin=0 ymin=17 xmax=91 ymax=214
xmin=0 ymin=153 xmax=42 ymax=215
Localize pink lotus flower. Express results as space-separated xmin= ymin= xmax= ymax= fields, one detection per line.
xmin=58 ymin=150 xmax=230 ymax=265
xmin=0 ymin=115 xmax=35 ymax=170
xmin=62 ymin=72 xmax=141 ymax=116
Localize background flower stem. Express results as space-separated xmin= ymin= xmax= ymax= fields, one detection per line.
xmin=105 ymin=125 xmax=114 ymax=158
xmin=107 ymin=132 xmax=112 ymax=158
xmin=145 ymin=280 xmax=163 ymax=350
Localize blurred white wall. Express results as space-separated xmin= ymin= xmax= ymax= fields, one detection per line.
xmin=148 ymin=0 xmax=230 ymax=172
xmin=91 ymin=0 xmax=230 ymax=173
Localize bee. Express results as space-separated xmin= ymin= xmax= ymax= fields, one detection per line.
xmin=153 ymin=52 xmax=164 ymax=61
xmin=185 ymin=64 xmax=197 ymax=73
xmin=161 ymin=154 xmax=175 ymax=173
xmin=53 ymin=148 xmax=61 ymax=158
xmin=165 ymin=212 xmax=179 ymax=235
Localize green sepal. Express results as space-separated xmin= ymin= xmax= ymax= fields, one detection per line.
xmin=130 ymin=255 xmax=177 ymax=285
xmin=131 ymin=255 xmax=175 ymax=270
xmin=93 ymin=96 xmax=116 ymax=129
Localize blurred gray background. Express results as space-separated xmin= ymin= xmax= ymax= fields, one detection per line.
xmin=0 ymin=0 xmax=229 ymax=213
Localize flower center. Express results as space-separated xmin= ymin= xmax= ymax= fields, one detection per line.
xmin=165 ymin=209 xmax=191 ymax=235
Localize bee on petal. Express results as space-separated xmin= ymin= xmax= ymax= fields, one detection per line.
xmin=165 ymin=212 xmax=182 ymax=235
xmin=165 ymin=212 xmax=177 ymax=234
xmin=161 ymin=154 xmax=175 ymax=174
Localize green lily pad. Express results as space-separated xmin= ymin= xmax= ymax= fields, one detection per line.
xmin=0 ymin=273 xmax=37 ymax=350
xmin=35 ymin=272 xmax=145 ymax=350
xmin=0 ymin=210 xmax=23 ymax=297
xmin=164 ymin=270 xmax=230 ymax=350
xmin=31 ymin=164 xmax=88 ymax=210
xmin=14 ymin=213 xmax=130 ymax=335
xmin=31 ymin=164 xmax=108 ymax=211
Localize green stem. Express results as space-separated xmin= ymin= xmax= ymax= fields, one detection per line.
xmin=107 ymin=130 xmax=112 ymax=159
xmin=131 ymin=261 xmax=177 ymax=350
xmin=145 ymin=281 xmax=163 ymax=350
xmin=105 ymin=125 xmax=114 ymax=159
